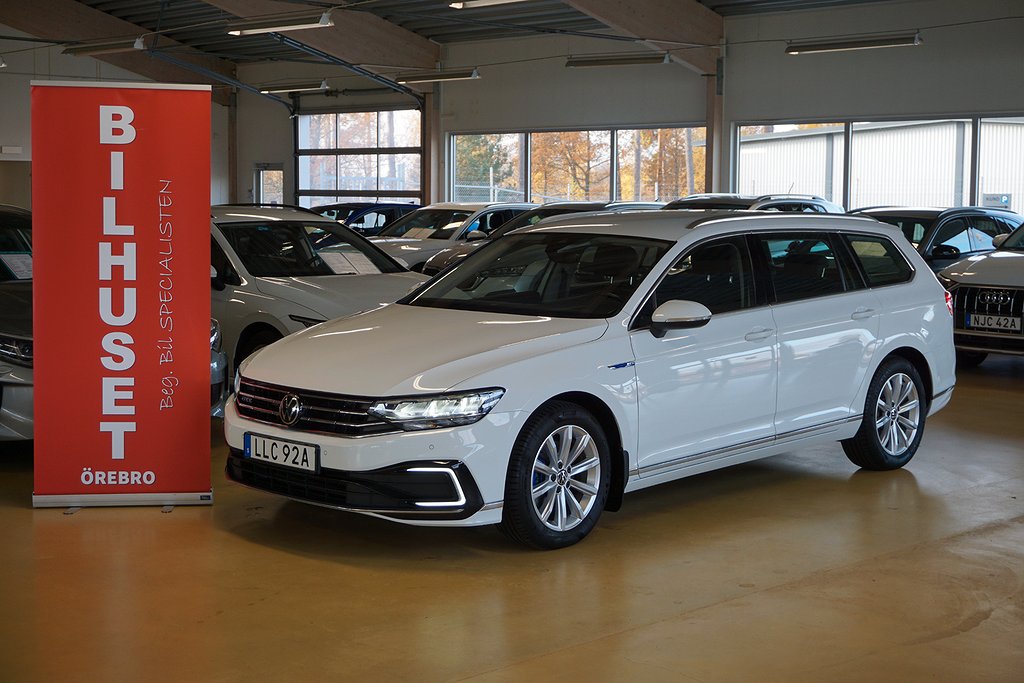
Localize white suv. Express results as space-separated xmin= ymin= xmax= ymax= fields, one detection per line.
xmin=224 ymin=212 xmax=955 ymax=549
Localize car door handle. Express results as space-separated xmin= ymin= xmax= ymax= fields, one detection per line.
xmin=744 ymin=327 xmax=774 ymax=342
xmin=851 ymin=307 xmax=877 ymax=320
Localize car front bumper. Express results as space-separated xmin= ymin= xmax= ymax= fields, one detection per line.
xmin=0 ymin=363 xmax=33 ymax=441
xmin=223 ymin=398 xmax=514 ymax=526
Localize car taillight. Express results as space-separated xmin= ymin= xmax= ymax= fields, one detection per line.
xmin=945 ymin=290 xmax=954 ymax=317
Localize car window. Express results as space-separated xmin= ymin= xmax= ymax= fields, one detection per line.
xmin=378 ymin=209 xmax=472 ymax=239
xmin=348 ymin=210 xmax=387 ymax=231
xmin=0 ymin=217 xmax=32 ymax=282
xmin=756 ymin=233 xmax=847 ymax=303
xmin=931 ymin=218 xmax=971 ymax=253
xmin=969 ymin=216 xmax=1008 ymax=251
xmin=867 ymin=216 xmax=933 ymax=246
xmin=634 ymin=237 xmax=754 ymax=328
xmin=218 ymin=221 xmax=400 ymax=277
xmin=844 ymin=234 xmax=913 ymax=287
xmin=405 ymin=232 xmax=671 ymax=319
xmin=211 ymin=236 xmax=240 ymax=285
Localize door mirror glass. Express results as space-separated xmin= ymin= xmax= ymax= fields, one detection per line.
xmin=930 ymin=244 xmax=961 ymax=260
xmin=650 ymin=300 xmax=712 ymax=338
xmin=466 ymin=230 xmax=488 ymax=242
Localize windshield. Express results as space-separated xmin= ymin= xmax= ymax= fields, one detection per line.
xmin=377 ymin=208 xmax=472 ymax=240
xmin=0 ymin=215 xmax=32 ymax=282
xmin=404 ymin=232 xmax=671 ymax=318
xmin=313 ymin=205 xmax=360 ymax=223
xmin=489 ymin=206 xmax=600 ymax=240
xmin=868 ymin=215 xmax=935 ymax=246
xmin=218 ymin=221 xmax=402 ymax=277
xmin=1002 ymin=224 xmax=1024 ymax=250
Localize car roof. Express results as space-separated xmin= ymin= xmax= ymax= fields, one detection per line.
xmin=851 ymin=206 xmax=1022 ymax=219
xmin=0 ymin=204 xmax=32 ymax=220
xmin=312 ymin=202 xmax=418 ymax=210
xmin=212 ymin=204 xmax=338 ymax=224
xmin=515 ymin=209 xmax=901 ymax=241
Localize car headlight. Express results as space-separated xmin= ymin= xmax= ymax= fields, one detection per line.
xmin=368 ymin=388 xmax=504 ymax=430
xmin=0 ymin=334 xmax=33 ymax=367
xmin=210 ymin=319 xmax=222 ymax=352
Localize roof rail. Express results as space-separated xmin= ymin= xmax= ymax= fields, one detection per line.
xmin=755 ymin=194 xmax=825 ymax=201
xmin=215 ymin=202 xmax=321 ymax=215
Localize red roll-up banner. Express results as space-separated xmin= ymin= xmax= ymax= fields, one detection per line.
xmin=32 ymin=82 xmax=213 ymax=507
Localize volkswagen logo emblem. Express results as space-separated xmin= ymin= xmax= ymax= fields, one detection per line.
xmin=978 ymin=290 xmax=1012 ymax=306
xmin=279 ymin=394 xmax=303 ymax=426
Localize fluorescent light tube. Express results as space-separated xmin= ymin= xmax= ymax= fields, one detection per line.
xmin=228 ymin=11 xmax=332 ymax=36
xmin=565 ymin=53 xmax=671 ymax=68
xmin=450 ymin=0 xmax=531 ymax=8
xmin=62 ymin=38 xmax=147 ymax=57
xmin=785 ymin=32 xmax=921 ymax=55
xmin=396 ymin=68 xmax=480 ymax=84
xmin=259 ymin=79 xmax=329 ymax=94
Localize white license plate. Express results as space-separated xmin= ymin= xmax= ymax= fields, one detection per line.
xmin=244 ymin=433 xmax=318 ymax=472
xmin=966 ymin=313 xmax=1021 ymax=332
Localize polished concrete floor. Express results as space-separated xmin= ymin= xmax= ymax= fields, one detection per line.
xmin=1 ymin=359 xmax=1022 ymax=682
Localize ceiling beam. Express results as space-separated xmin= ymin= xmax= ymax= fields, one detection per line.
xmin=563 ymin=0 xmax=722 ymax=75
xmin=201 ymin=0 xmax=440 ymax=70
xmin=1 ymin=0 xmax=236 ymax=104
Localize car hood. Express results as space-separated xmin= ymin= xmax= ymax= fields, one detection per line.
xmin=243 ymin=304 xmax=609 ymax=396
xmin=940 ymin=250 xmax=1024 ymax=287
xmin=370 ymin=238 xmax=450 ymax=261
xmin=0 ymin=280 xmax=32 ymax=337
xmin=254 ymin=272 xmax=427 ymax=320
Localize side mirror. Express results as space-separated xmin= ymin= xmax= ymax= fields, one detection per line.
xmin=211 ymin=265 xmax=226 ymax=292
xmin=992 ymin=234 xmax=1009 ymax=249
xmin=650 ymin=300 xmax=712 ymax=338
xmin=929 ymin=244 xmax=961 ymax=260
xmin=466 ymin=230 xmax=488 ymax=242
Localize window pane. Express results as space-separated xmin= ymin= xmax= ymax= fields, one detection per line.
xmin=300 ymin=196 xmax=338 ymax=209
xmin=737 ymin=124 xmax=844 ymax=204
xmin=531 ymin=130 xmax=611 ymax=202
xmin=850 ymin=119 xmax=972 ymax=209
xmin=298 ymin=155 xmax=337 ymax=191
xmin=379 ymin=110 xmax=421 ymax=148
xmin=257 ymin=169 xmax=283 ymax=205
xmin=453 ymin=133 xmax=526 ymax=202
xmin=379 ymin=154 xmax=421 ymax=192
xmin=757 ymin=234 xmax=845 ymax=303
xmin=979 ymin=117 xmax=1024 ymax=212
xmin=297 ymin=114 xmax=336 ymax=149
xmin=338 ymin=112 xmax=378 ymax=148
xmin=338 ymin=154 xmax=378 ymax=193
xmin=845 ymin=235 xmax=912 ymax=287
xmin=617 ymin=128 xmax=706 ymax=201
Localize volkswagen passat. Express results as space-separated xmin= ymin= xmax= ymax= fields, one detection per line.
xmin=224 ymin=211 xmax=955 ymax=549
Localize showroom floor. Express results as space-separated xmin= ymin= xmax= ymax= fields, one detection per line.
xmin=1 ymin=359 xmax=1022 ymax=682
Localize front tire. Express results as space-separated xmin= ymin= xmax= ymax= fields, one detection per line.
xmin=500 ymin=401 xmax=610 ymax=549
xmin=842 ymin=357 xmax=926 ymax=471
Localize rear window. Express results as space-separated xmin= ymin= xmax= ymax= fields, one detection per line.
xmin=844 ymin=234 xmax=913 ymax=287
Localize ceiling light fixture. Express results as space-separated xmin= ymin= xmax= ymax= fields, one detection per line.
xmin=227 ymin=10 xmax=333 ymax=36
xmin=450 ymin=0 xmax=531 ymax=8
xmin=259 ymin=79 xmax=329 ymax=94
xmin=565 ymin=53 xmax=671 ymax=68
xmin=396 ymin=68 xmax=480 ymax=84
xmin=785 ymin=31 xmax=921 ymax=55
xmin=62 ymin=37 xmax=147 ymax=57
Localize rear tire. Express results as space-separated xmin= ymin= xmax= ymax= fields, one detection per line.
xmin=955 ymin=350 xmax=987 ymax=369
xmin=499 ymin=401 xmax=610 ymax=550
xmin=842 ymin=357 xmax=926 ymax=471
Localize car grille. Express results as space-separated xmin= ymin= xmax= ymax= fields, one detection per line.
xmin=235 ymin=378 xmax=399 ymax=437
xmin=951 ymin=286 xmax=1024 ymax=335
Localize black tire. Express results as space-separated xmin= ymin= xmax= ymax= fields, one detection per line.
xmin=842 ymin=357 xmax=927 ymax=471
xmin=235 ymin=329 xmax=281 ymax=372
xmin=955 ymin=350 xmax=987 ymax=369
xmin=499 ymin=401 xmax=611 ymax=550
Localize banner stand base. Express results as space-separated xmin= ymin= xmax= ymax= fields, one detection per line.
xmin=32 ymin=492 xmax=213 ymax=508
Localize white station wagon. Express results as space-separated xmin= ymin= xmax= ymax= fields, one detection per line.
xmin=225 ymin=211 xmax=956 ymax=549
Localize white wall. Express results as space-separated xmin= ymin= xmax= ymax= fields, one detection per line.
xmin=0 ymin=24 xmax=230 ymax=204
